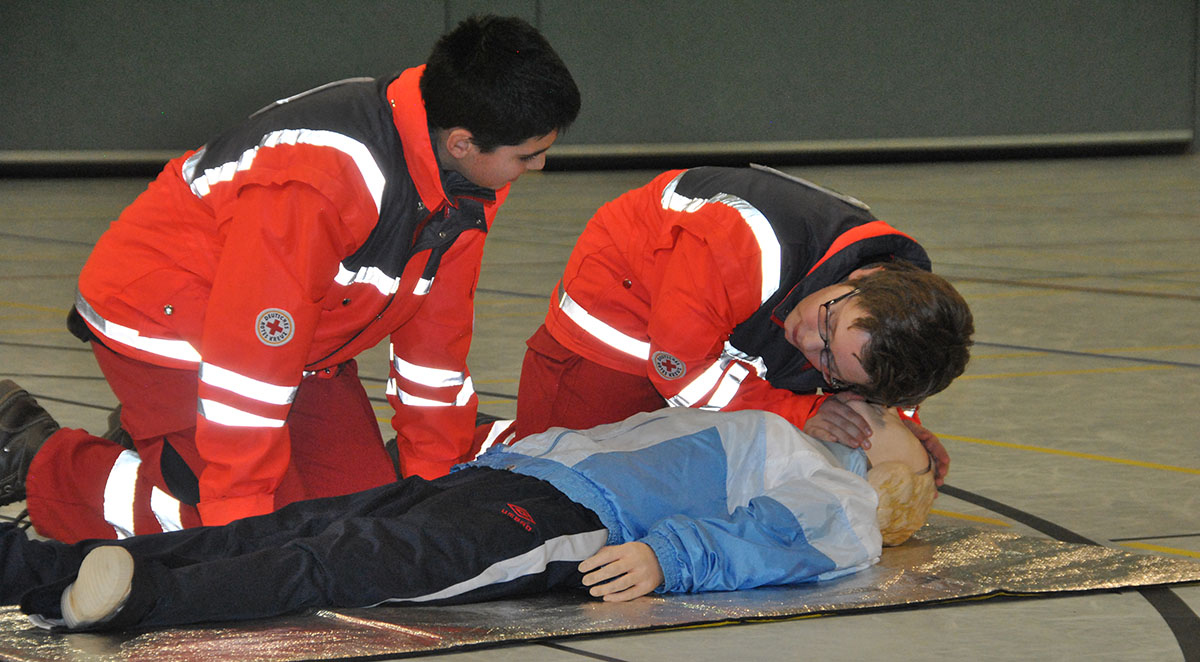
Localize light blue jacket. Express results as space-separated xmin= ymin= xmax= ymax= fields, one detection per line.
xmin=469 ymin=408 xmax=881 ymax=594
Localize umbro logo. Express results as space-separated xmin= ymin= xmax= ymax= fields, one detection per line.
xmin=501 ymin=503 xmax=535 ymax=532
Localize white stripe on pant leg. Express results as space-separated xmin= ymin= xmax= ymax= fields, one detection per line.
xmin=103 ymin=450 xmax=141 ymax=539
xmin=373 ymin=528 xmax=610 ymax=605
xmin=103 ymin=450 xmax=187 ymax=537
xmin=150 ymin=486 xmax=184 ymax=532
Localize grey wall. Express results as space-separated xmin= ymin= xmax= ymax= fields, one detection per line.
xmin=1 ymin=0 xmax=1195 ymax=167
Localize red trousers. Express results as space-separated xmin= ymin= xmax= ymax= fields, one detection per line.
xmin=26 ymin=343 xmax=397 ymax=543
xmin=514 ymin=325 xmax=667 ymax=441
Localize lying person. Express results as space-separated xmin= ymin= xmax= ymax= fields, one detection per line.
xmin=3 ymin=402 xmax=935 ymax=632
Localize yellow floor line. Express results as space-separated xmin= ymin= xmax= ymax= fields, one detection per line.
xmin=0 ymin=327 xmax=74 ymax=335
xmin=474 ymin=312 xmax=545 ymax=319
xmin=971 ymin=344 xmax=1200 ymax=361
xmin=0 ymin=314 xmax=57 ymax=321
xmin=1116 ymin=541 xmax=1200 ymax=559
xmin=958 ymin=364 xmax=1174 ymax=380
xmin=941 ymin=434 xmax=1200 ymax=475
xmin=0 ymin=300 xmax=69 ymax=313
xmin=970 ymin=350 xmax=1048 ymax=360
xmin=965 ymin=290 xmax=1059 ymax=301
xmin=1089 ymin=343 xmax=1200 ymax=354
xmin=931 ymin=509 xmax=1011 ymax=527
xmin=931 ymin=514 xmax=1200 ymax=558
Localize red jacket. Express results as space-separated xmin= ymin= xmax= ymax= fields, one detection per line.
xmin=544 ymin=166 xmax=930 ymax=430
xmin=77 ymin=67 xmax=508 ymax=525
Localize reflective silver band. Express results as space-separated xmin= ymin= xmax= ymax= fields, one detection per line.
xmin=386 ymin=376 xmax=475 ymax=407
xmin=335 ymin=263 xmax=401 ymax=296
xmin=184 ymin=128 xmax=385 ymax=213
xmin=200 ymin=363 xmax=297 ymax=406
xmin=391 ymin=351 xmax=467 ymax=388
xmin=660 ymin=172 xmax=781 ymax=305
xmin=75 ymin=292 xmax=201 ymax=363
xmin=558 ymin=290 xmax=651 ymax=360
xmin=198 ymin=398 xmax=286 ymax=428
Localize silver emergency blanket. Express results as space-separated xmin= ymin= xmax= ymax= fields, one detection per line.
xmin=1 ymin=524 xmax=1198 ymax=661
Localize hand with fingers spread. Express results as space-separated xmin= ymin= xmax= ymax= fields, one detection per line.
xmin=802 ymin=391 xmax=874 ymax=449
xmin=578 ymin=542 xmax=664 ymax=602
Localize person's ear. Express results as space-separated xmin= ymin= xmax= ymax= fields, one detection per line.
xmin=442 ymin=128 xmax=476 ymax=159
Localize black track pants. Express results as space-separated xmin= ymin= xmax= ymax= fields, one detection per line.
xmin=14 ymin=468 xmax=608 ymax=629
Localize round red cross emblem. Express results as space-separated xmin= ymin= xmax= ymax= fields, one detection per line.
xmin=255 ymin=308 xmax=294 ymax=346
xmin=652 ymin=350 xmax=686 ymax=380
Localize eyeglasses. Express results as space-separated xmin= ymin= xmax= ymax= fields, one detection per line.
xmin=818 ymin=288 xmax=860 ymax=390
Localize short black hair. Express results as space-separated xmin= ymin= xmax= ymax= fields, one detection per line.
xmin=849 ymin=262 xmax=974 ymax=408
xmin=421 ymin=15 xmax=581 ymax=152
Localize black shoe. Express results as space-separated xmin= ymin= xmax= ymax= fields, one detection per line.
xmin=0 ymin=380 xmax=61 ymax=506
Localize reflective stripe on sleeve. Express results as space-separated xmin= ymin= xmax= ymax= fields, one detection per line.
xmin=76 ymin=293 xmax=201 ymax=363
xmin=558 ymin=291 xmax=651 ymax=360
xmin=198 ymin=399 xmax=287 ymax=428
xmin=667 ymin=342 xmax=766 ymax=411
xmin=391 ymin=350 xmax=466 ymax=388
xmin=386 ymin=376 xmax=475 ymax=407
xmin=184 ymin=129 xmax=385 ymax=213
xmin=200 ymin=363 xmax=297 ymax=405
xmin=667 ymin=360 xmax=727 ymax=409
xmin=660 ymin=172 xmax=782 ymax=305
xmin=706 ymin=363 xmax=750 ymax=410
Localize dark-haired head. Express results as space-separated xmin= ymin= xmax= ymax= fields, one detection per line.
xmin=421 ymin=15 xmax=581 ymax=152
xmin=849 ymin=262 xmax=974 ymax=408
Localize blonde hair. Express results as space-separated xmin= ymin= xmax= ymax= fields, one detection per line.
xmin=867 ymin=460 xmax=937 ymax=546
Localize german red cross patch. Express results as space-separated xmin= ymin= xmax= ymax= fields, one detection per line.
xmin=652 ymin=351 xmax=686 ymax=380
xmin=255 ymin=308 xmax=294 ymax=346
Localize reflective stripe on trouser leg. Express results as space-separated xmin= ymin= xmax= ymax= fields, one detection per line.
xmin=103 ymin=450 xmax=184 ymax=538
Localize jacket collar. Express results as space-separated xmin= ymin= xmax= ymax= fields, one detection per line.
xmin=386 ymin=66 xmax=455 ymax=212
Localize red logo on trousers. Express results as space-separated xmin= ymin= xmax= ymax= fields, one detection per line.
xmin=501 ymin=503 xmax=535 ymax=531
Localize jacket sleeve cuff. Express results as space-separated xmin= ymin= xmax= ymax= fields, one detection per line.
xmin=803 ymin=393 xmax=831 ymax=422
xmin=197 ymin=493 xmax=276 ymax=527
xmin=641 ymin=532 xmax=681 ymax=594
